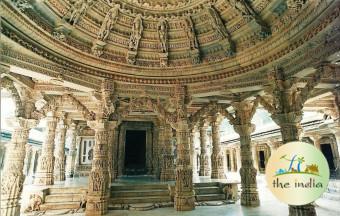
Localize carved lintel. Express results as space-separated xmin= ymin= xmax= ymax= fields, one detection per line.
xmin=159 ymin=52 xmax=168 ymax=67
xmin=91 ymin=40 xmax=107 ymax=57
xmin=126 ymin=50 xmax=138 ymax=65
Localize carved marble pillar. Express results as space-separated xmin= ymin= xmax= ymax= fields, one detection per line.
xmin=199 ymin=120 xmax=210 ymax=176
xmin=174 ymin=120 xmax=195 ymax=211
xmin=233 ymin=123 xmax=259 ymax=206
xmin=23 ymin=144 xmax=32 ymax=176
xmin=211 ymin=115 xmax=224 ymax=179
xmin=73 ymin=136 xmax=81 ymax=177
xmin=107 ymin=121 xmax=117 ymax=183
xmin=189 ymin=128 xmax=198 ymax=178
xmin=54 ymin=116 xmax=68 ymax=181
xmin=252 ymin=144 xmax=259 ymax=172
xmin=160 ymin=123 xmax=175 ymax=181
xmin=66 ymin=122 xmax=78 ymax=178
xmin=310 ymin=134 xmax=321 ymax=150
xmin=85 ymin=120 xmax=109 ymax=216
xmin=113 ymin=127 xmax=119 ymax=180
xmin=153 ymin=125 xmax=160 ymax=177
xmin=272 ymin=112 xmax=316 ymax=215
xmin=0 ymin=117 xmax=37 ymax=216
xmin=34 ymin=114 xmax=58 ymax=185
xmin=235 ymin=147 xmax=241 ymax=172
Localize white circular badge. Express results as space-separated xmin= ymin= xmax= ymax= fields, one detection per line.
xmin=265 ymin=141 xmax=330 ymax=205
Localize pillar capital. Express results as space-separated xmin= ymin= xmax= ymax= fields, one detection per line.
xmin=199 ymin=118 xmax=209 ymax=129
xmin=5 ymin=117 xmax=38 ymax=130
xmin=233 ymin=123 xmax=255 ymax=136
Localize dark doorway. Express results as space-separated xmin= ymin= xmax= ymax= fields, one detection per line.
xmin=124 ymin=130 xmax=146 ymax=175
xmin=321 ymin=144 xmax=335 ymax=171
xmin=259 ymin=151 xmax=266 ymax=170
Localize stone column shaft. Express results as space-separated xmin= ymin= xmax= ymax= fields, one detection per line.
xmin=54 ymin=118 xmax=67 ymax=181
xmin=199 ymin=124 xmax=210 ymax=176
xmin=174 ymin=121 xmax=195 ymax=211
xmin=160 ymin=124 xmax=175 ymax=181
xmin=66 ymin=123 xmax=78 ymax=178
xmin=234 ymin=124 xmax=260 ymax=206
xmin=107 ymin=122 xmax=117 ymax=183
xmin=1 ymin=118 xmax=37 ymax=216
xmin=252 ymin=145 xmax=259 ymax=172
xmin=85 ymin=120 xmax=110 ymax=216
xmin=189 ymin=129 xmax=198 ymax=178
xmin=34 ymin=115 xmax=58 ymax=185
xmin=230 ymin=149 xmax=235 ymax=172
xmin=211 ymin=116 xmax=224 ymax=179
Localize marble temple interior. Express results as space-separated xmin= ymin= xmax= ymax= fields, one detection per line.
xmin=0 ymin=0 xmax=340 ymax=215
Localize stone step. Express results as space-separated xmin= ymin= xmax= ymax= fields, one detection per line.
xmin=111 ymin=196 xmax=171 ymax=204
xmin=194 ymin=182 xmax=220 ymax=187
xmin=328 ymin=180 xmax=340 ymax=188
xmin=111 ymin=189 xmax=169 ymax=198
xmin=195 ymin=194 xmax=225 ymax=202
xmin=194 ymin=186 xmax=221 ymax=195
xmin=48 ymin=187 xmax=84 ymax=195
xmin=40 ymin=202 xmax=79 ymax=210
xmin=322 ymin=192 xmax=340 ymax=201
xmin=45 ymin=194 xmax=82 ymax=203
xmin=111 ymin=184 xmax=168 ymax=191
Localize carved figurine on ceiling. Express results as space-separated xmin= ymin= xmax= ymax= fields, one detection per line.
xmin=97 ymin=3 xmax=120 ymax=41
xmin=157 ymin=18 xmax=169 ymax=53
xmin=67 ymin=0 xmax=97 ymax=25
xmin=286 ymin=0 xmax=307 ymax=13
xmin=228 ymin=0 xmax=257 ymax=21
xmin=227 ymin=0 xmax=271 ymax=39
xmin=181 ymin=15 xmax=199 ymax=50
xmin=128 ymin=14 xmax=143 ymax=51
xmin=206 ymin=5 xmax=229 ymax=40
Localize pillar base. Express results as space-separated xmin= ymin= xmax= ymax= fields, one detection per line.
xmin=85 ymin=195 xmax=108 ymax=216
xmin=1 ymin=198 xmax=20 ymax=216
xmin=174 ymin=195 xmax=195 ymax=211
xmin=211 ymin=169 xmax=225 ymax=179
xmin=240 ymin=191 xmax=260 ymax=207
xmin=54 ymin=175 xmax=65 ymax=182
xmin=289 ymin=203 xmax=316 ymax=216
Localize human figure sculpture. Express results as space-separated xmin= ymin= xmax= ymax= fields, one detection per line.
xmin=128 ymin=14 xmax=143 ymax=51
xmin=157 ymin=18 xmax=168 ymax=53
xmin=68 ymin=0 xmax=96 ymax=25
xmin=182 ymin=16 xmax=198 ymax=50
xmin=25 ymin=194 xmax=42 ymax=212
xmin=206 ymin=5 xmax=229 ymax=39
xmin=97 ymin=4 xmax=120 ymax=41
xmin=228 ymin=0 xmax=257 ymax=20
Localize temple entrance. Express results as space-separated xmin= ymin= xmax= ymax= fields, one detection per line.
xmin=124 ymin=130 xmax=146 ymax=175
xmin=321 ymin=144 xmax=335 ymax=172
xmin=258 ymin=150 xmax=266 ymax=171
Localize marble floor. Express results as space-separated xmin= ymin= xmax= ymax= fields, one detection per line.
xmin=21 ymin=173 xmax=340 ymax=216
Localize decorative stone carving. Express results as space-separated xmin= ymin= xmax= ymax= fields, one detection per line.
xmin=97 ymin=3 xmax=120 ymax=42
xmin=126 ymin=14 xmax=143 ymax=64
xmin=210 ymin=114 xmax=224 ymax=179
xmin=181 ymin=15 xmax=200 ymax=64
xmin=227 ymin=0 xmax=271 ymax=38
xmin=66 ymin=122 xmax=78 ymax=178
xmin=85 ymin=120 xmax=109 ymax=216
xmin=286 ymin=0 xmax=307 ymax=13
xmin=157 ymin=18 xmax=169 ymax=53
xmin=91 ymin=41 xmax=106 ymax=57
xmin=54 ymin=114 xmax=68 ymax=181
xmin=224 ymin=100 xmax=260 ymax=207
xmin=66 ymin=0 xmax=97 ymax=25
xmin=199 ymin=119 xmax=210 ymax=176
xmin=160 ymin=123 xmax=175 ymax=181
xmin=206 ymin=5 xmax=235 ymax=56
xmin=107 ymin=121 xmax=118 ymax=183
xmin=34 ymin=114 xmax=58 ymax=185
xmin=25 ymin=194 xmax=42 ymax=212
xmin=0 ymin=117 xmax=38 ymax=216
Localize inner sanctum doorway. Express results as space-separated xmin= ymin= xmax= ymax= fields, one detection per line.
xmin=124 ymin=130 xmax=146 ymax=175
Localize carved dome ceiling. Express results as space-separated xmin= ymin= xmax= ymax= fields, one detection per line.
xmin=1 ymin=0 xmax=339 ymax=85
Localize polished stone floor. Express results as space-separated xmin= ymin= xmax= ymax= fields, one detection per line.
xmin=21 ymin=173 xmax=340 ymax=216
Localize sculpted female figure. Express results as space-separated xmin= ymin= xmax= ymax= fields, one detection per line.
xmin=128 ymin=14 xmax=143 ymax=51
xmin=157 ymin=18 xmax=168 ymax=53
xmin=97 ymin=3 xmax=120 ymax=41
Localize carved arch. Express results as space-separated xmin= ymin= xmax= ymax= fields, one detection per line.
xmin=36 ymin=94 xmax=94 ymax=120
xmin=0 ymin=77 xmax=24 ymax=117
